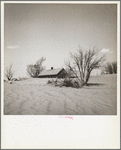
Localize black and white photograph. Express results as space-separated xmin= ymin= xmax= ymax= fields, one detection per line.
xmin=1 ymin=1 xmax=120 ymax=149
xmin=3 ymin=2 xmax=118 ymax=115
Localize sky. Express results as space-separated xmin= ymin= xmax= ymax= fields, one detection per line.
xmin=4 ymin=3 xmax=117 ymax=78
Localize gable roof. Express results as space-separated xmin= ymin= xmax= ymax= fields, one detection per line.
xmin=38 ymin=68 xmax=65 ymax=76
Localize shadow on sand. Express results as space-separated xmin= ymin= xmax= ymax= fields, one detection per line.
xmin=86 ymin=83 xmax=105 ymax=86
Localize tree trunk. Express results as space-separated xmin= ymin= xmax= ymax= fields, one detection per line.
xmin=85 ymin=72 xmax=90 ymax=85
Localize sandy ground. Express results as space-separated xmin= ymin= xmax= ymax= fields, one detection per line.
xmin=4 ymin=74 xmax=117 ymax=115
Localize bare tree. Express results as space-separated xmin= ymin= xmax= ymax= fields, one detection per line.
xmin=26 ymin=57 xmax=46 ymax=77
xmin=5 ymin=64 xmax=14 ymax=81
xmin=65 ymin=47 xmax=105 ymax=86
xmin=112 ymin=62 xmax=117 ymax=74
xmin=105 ymin=62 xmax=117 ymax=74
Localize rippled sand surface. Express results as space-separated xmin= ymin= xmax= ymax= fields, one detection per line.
xmin=4 ymin=74 xmax=117 ymax=115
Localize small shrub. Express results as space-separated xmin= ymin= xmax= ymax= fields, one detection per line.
xmin=47 ymin=79 xmax=55 ymax=84
xmin=57 ymin=78 xmax=80 ymax=88
xmin=72 ymin=80 xmax=80 ymax=88
xmin=62 ymin=78 xmax=73 ymax=87
xmin=47 ymin=77 xmax=82 ymax=88
xmin=47 ymin=80 xmax=51 ymax=84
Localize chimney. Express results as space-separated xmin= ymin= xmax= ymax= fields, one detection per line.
xmin=51 ymin=67 xmax=53 ymax=70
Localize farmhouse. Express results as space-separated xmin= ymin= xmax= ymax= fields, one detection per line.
xmin=38 ymin=67 xmax=67 ymax=78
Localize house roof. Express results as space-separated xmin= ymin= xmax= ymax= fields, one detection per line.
xmin=38 ymin=68 xmax=65 ymax=76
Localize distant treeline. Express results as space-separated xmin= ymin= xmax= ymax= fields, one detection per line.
xmin=104 ymin=62 xmax=117 ymax=74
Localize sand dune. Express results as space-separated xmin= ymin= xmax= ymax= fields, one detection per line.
xmin=4 ymin=74 xmax=117 ymax=115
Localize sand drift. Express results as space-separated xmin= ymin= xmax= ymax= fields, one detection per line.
xmin=4 ymin=74 xmax=117 ymax=115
